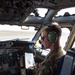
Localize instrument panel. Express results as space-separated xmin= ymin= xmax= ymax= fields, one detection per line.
xmin=0 ymin=48 xmax=21 ymax=75
xmin=0 ymin=41 xmax=35 ymax=75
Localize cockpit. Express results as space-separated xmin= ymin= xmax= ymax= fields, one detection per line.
xmin=0 ymin=0 xmax=75 ymax=75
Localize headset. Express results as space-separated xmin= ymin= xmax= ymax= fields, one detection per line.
xmin=47 ymin=31 xmax=58 ymax=43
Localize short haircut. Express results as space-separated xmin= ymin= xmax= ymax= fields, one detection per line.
xmin=42 ymin=23 xmax=62 ymax=37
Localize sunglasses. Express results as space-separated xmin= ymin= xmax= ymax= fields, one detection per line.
xmin=41 ymin=36 xmax=47 ymax=41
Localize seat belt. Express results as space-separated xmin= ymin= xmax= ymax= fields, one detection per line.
xmin=60 ymin=48 xmax=75 ymax=75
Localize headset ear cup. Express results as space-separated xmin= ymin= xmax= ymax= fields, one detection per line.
xmin=47 ymin=32 xmax=58 ymax=43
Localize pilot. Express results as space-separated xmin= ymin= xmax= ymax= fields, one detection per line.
xmin=35 ymin=22 xmax=66 ymax=75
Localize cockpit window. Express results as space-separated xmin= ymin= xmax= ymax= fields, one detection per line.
xmin=56 ymin=7 xmax=75 ymax=16
xmin=30 ymin=8 xmax=48 ymax=17
xmin=60 ymin=28 xmax=70 ymax=48
xmin=0 ymin=25 xmax=37 ymax=41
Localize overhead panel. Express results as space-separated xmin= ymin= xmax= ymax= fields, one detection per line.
xmin=0 ymin=0 xmax=75 ymax=25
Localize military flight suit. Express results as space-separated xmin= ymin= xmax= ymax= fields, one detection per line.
xmin=36 ymin=47 xmax=66 ymax=75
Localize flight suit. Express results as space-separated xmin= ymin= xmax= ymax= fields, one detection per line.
xmin=36 ymin=47 xmax=66 ymax=75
